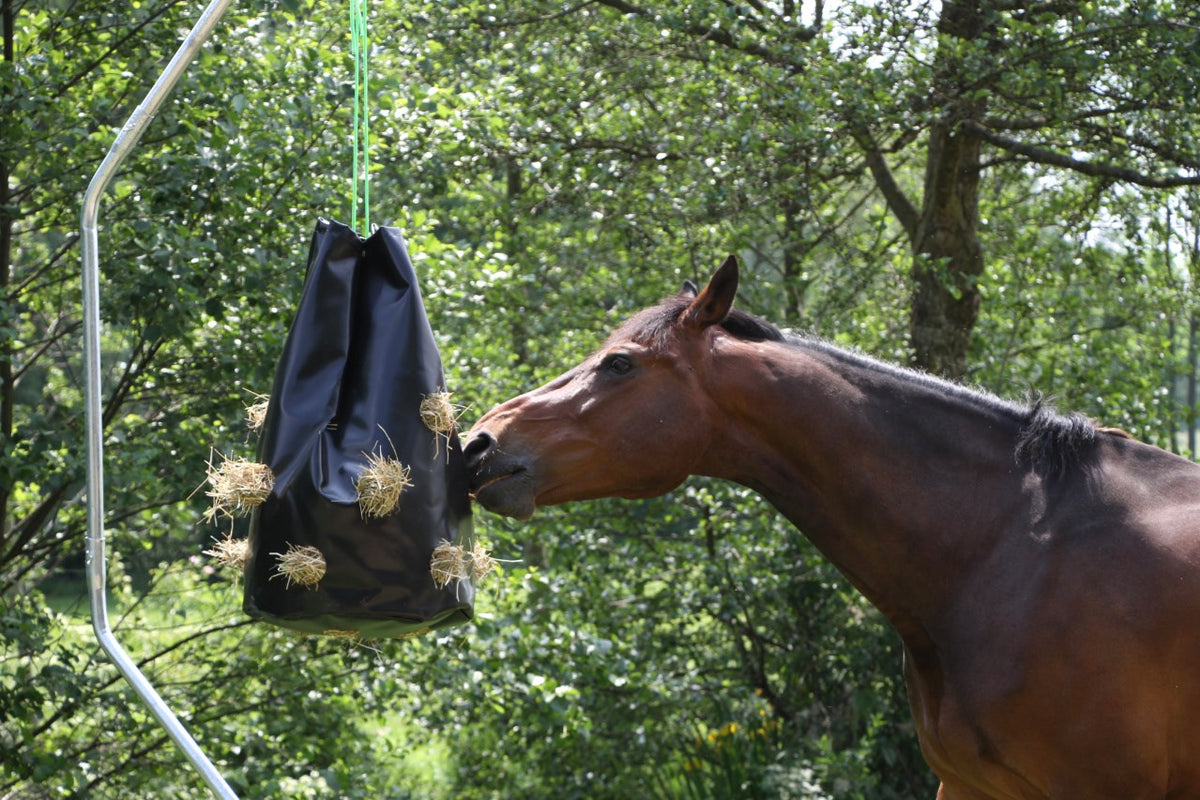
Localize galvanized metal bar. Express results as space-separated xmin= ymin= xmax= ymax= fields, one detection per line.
xmin=80 ymin=1 xmax=239 ymax=797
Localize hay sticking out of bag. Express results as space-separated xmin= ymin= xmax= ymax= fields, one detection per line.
xmin=430 ymin=541 xmax=468 ymax=588
xmin=430 ymin=540 xmax=499 ymax=589
xmin=421 ymin=390 xmax=466 ymax=460
xmin=204 ymin=533 xmax=250 ymax=571
xmin=205 ymin=453 xmax=274 ymax=521
xmin=270 ymin=543 xmax=326 ymax=589
xmin=244 ymin=393 xmax=270 ymax=434
xmin=420 ymin=391 xmax=459 ymax=435
xmin=470 ymin=541 xmax=498 ymax=582
xmin=355 ymin=451 xmax=412 ymax=519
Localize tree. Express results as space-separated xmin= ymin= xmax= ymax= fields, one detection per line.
xmin=460 ymin=0 xmax=1200 ymax=378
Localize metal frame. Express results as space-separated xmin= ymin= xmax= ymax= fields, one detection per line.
xmin=80 ymin=0 xmax=239 ymax=796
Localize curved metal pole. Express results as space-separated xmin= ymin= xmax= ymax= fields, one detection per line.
xmin=81 ymin=1 xmax=238 ymax=797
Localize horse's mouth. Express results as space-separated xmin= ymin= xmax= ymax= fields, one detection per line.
xmin=469 ymin=465 xmax=536 ymax=520
xmin=470 ymin=467 xmax=525 ymax=497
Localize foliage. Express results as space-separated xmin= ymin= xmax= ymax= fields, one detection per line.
xmin=1 ymin=0 xmax=1197 ymax=799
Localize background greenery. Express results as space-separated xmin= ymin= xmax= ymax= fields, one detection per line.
xmin=2 ymin=0 xmax=1198 ymax=797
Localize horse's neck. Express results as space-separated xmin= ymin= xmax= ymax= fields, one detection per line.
xmin=699 ymin=337 xmax=1027 ymax=638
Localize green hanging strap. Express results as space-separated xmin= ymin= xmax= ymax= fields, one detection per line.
xmin=350 ymin=0 xmax=370 ymax=234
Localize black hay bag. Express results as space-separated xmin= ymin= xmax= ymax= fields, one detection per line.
xmin=244 ymin=218 xmax=474 ymax=638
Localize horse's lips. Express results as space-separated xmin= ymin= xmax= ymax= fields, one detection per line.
xmin=472 ymin=469 xmax=522 ymax=495
xmin=470 ymin=464 xmax=536 ymax=520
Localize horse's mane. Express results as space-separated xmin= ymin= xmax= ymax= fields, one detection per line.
xmin=624 ymin=294 xmax=1102 ymax=477
xmin=1014 ymin=400 xmax=1100 ymax=477
xmin=797 ymin=334 xmax=1105 ymax=478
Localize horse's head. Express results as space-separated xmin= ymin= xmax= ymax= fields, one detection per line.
xmin=463 ymin=256 xmax=777 ymax=520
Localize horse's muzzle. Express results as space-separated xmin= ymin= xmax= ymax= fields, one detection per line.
xmin=462 ymin=430 xmax=537 ymax=520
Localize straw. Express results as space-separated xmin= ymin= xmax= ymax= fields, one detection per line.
xmin=355 ymin=451 xmax=412 ymax=519
xmin=420 ymin=391 xmax=466 ymax=459
xmin=429 ymin=540 xmax=469 ymax=588
xmin=420 ymin=391 xmax=460 ymax=435
xmin=244 ymin=393 xmax=270 ymax=434
xmin=204 ymin=452 xmax=273 ymax=521
xmin=270 ymin=543 xmax=326 ymax=589
xmin=203 ymin=532 xmax=250 ymax=571
xmin=429 ymin=539 xmax=500 ymax=589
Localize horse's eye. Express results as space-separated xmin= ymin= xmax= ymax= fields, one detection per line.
xmin=601 ymin=353 xmax=635 ymax=376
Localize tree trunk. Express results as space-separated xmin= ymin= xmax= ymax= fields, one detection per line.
xmin=909 ymin=0 xmax=987 ymax=379
xmin=910 ymin=120 xmax=984 ymax=379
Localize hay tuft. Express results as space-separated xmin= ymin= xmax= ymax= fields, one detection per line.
xmin=470 ymin=541 xmax=498 ymax=583
xmin=245 ymin=393 xmax=270 ymax=434
xmin=270 ymin=543 xmax=326 ymax=589
xmin=430 ymin=539 xmax=500 ymax=589
xmin=205 ymin=453 xmax=273 ymax=520
xmin=420 ymin=391 xmax=460 ymax=435
xmin=430 ymin=541 xmax=469 ymax=588
xmin=355 ymin=451 xmax=412 ymax=519
xmin=420 ymin=391 xmax=466 ymax=459
xmin=203 ymin=533 xmax=250 ymax=571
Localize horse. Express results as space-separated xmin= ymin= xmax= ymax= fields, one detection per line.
xmin=462 ymin=256 xmax=1200 ymax=799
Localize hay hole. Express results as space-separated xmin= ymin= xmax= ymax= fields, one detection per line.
xmin=355 ymin=451 xmax=412 ymax=519
xmin=270 ymin=543 xmax=326 ymax=589
xmin=203 ymin=533 xmax=250 ymax=571
xmin=205 ymin=453 xmax=273 ymax=521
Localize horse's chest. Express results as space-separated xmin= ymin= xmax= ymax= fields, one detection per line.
xmin=904 ymin=601 xmax=1200 ymax=799
xmin=904 ymin=645 xmax=1047 ymax=798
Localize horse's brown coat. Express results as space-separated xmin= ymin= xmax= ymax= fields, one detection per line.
xmin=463 ymin=258 xmax=1200 ymax=799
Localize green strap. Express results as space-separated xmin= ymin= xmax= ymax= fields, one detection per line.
xmin=350 ymin=0 xmax=370 ymax=234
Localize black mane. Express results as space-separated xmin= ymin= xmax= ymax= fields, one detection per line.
xmin=619 ymin=295 xmax=1101 ymax=477
xmin=1015 ymin=399 xmax=1100 ymax=477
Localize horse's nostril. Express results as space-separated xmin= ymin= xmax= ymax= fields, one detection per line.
xmin=463 ymin=430 xmax=496 ymax=470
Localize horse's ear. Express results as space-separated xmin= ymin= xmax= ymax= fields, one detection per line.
xmin=682 ymin=255 xmax=738 ymax=330
xmin=680 ymin=279 xmax=699 ymax=297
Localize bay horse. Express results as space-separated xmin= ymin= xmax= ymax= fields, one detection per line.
xmin=462 ymin=257 xmax=1200 ymax=799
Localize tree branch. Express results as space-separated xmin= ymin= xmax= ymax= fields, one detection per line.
xmin=590 ymin=0 xmax=814 ymax=71
xmin=1076 ymin=121 xmax=1200 ymax=173
xmin=981 ymin=102 xmax=1149 ymax=132
xmin=851 ymin=124 xmax=920 ymax=240
xmin=965 ymin=120 xmax=1200 ymax=188
xmin=51 ymin=0 xmax=189 ymax=100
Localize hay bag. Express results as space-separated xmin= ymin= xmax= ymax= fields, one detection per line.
xmin=244 ymin=219 xmax=474 ymax=638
